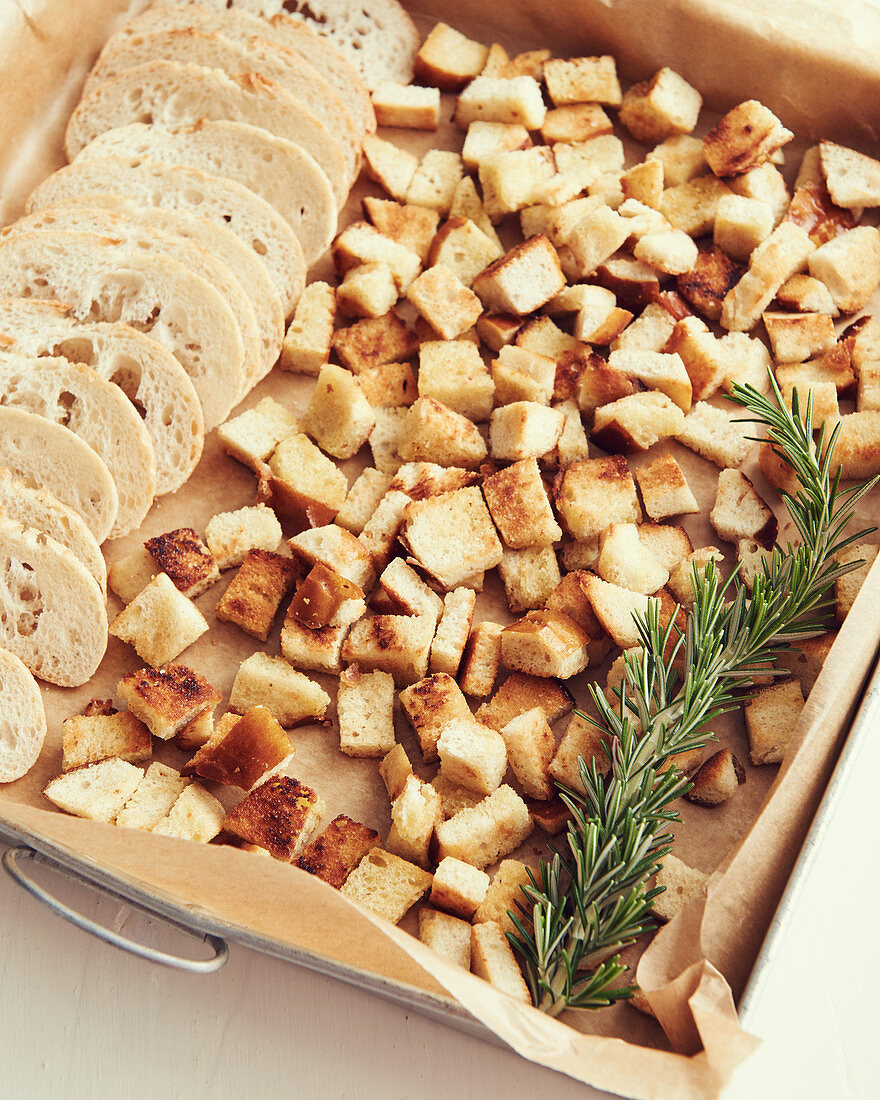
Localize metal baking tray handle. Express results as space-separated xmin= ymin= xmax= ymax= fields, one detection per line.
xmin=2 ymin=846 xmax=229 ymax=973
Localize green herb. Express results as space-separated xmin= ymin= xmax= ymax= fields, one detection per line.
xmin=508 ymin=378 xmax=878 ymax=1016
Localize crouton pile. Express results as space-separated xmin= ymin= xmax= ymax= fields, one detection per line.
xmin=43 ymin=19 xmax=880 ymax=1003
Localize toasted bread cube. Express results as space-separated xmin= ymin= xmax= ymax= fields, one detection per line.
xmin=541 ymin=102 xmax=613 ymax=144
xmin=366 ymin=407 xmax=406 ymax=474
xmin=807 ymin=227 xmax=880 ymax=313
xmin=117 ymin=665 xmax=221 ymax=742
xmin=721 ymin=222 xmax=815 ymax=332
xmin=402 ymin=487 xmax=502 ymax=590
xmin=835 ymin=543 xmax=880 ymax=622
xmin=763 ymin=311 xmax=837 ymax=365
xmin=183 ymin=704 xmax=291 ymax=789
xmin=428 ymin=588 xmax=476 ymax=676
xmin=713 ymin=194 xmax=774 ymax=260
xmin=564 ymin=205 xmax=630 ymax=280
xmin=638 ymin=525 xmax=693 ymax=575
xmin=704 ymin=100 xmax=792 ymax=178
xmin=334 ymin=222 xmax=421 ymax=293
xmin=685 ymin=749 xmax=746 ymax=807
xmin=591 ymin=391 xmax=685 ymax=454
xmin=492 ymin=345 xmax=556 ymax=406
xmin=406 ymin=263 xmax=482 ymax=340
xmin=852 ymin=318 xmax=880 ymax=410
xmin=621 ymin=158 xmax=665 ymax=208
xmin=107 ymin=545 xmax=158 ymax=605
xmin=288 ymin=559 xmax=362 ymax=632
xmin=61 ymin=712 xmax=151 ymax=773
xmin=501 ymin=611 xmax=590 ymax=680
xmin=387 ymin=775 xmax=443 ymax=866
xmin=333 ymin=311 xmax=419 ymax=375
xmin=279 ymin=282 xmax=335 ymax=375
xmin=416 ymin=341 xmax=494 ymax=422
xmin=478 ymin=147 xmax=558 ymax=220
xmin=676 ymin=245 xmax=745 ymax=322
xmin=634 ymin=228 xmax=699 ymax=276
xmin=363 ymin=134 xmax=420 ymax=200
xmin=667 ymin=547 xmax=724 ymax=609
xmin=618 ymin=67 xmax=701 ymax=142
xmin=229 ymin=653 xmax=329 ymax=728
xmin=575 ymin=352 xmax=636 ymax=414
xmin=298 ymin=815 xmax=379 ymax=888
xmin=264 ymin=432 xmax=348 ymax=528
xmin=462 ymin=121 xmax=532 ymax=171
xmin=205 ymin=504 xmax=282 ymax=571
xmin=342 ymin=614 xmax=435 ymax=686
xmin=710 ymin=469 xmax=777 ymax=549
xmin=581 ymin=573 xmax=657 ymax=649
xmin=378 ymin=558 xmax=442 ymax=622
xmin=109 ymin=573 xmax=208 ymax=667
xmin=482 ymin=459 xmax=561 ymax=549
xmin=776 ymin=632 xmax=837 ymax=695
xmin=549 ymin=710 xmax=611 ymax=788
xmin=288 ymin=524 xmax=376 ymax=592
xmin=676 ymin=401 xmax=751 ymax=468
xmin=522 ymin=198 xmax=605 ymax=253
xmin=830 ymin=412 xmax=880 ymax=479
xmin=454 ymin=74 xmax=547 ymax=130
xmin=430 ymin=857 xmax=490 ymax=918
xmin=498 ymin=546 xmax=561 ymax=614
xmin=474 ymin=859 xmax=534 ymax=934
xmin=336 ymin=262 xmax=398 ymax=319
xmin=218 ymin=397 xmax=297 ymax=471
xmin=427 ymin=216 xmax=503 ymax=287
xmin=378 ymin=744 xmax=412 ymax=803
xmin=301 ymin=363 xmax=376 ymax=461
xmin=334 ymin=471 xmax=394 ymax=538
xmin=544 ymin=570 xmax=605 ymax=637
xmin=489 ymin=402 xmax=565 ymax=462
xmin=358 ymin=488 xmax=409 ymax=571
xmin=406 ymin=150 xmax=464 ymax=215
xmin=372 ymin=80 xmax=440 ymax=129
xmin=647 ymin=134 xmax=706 ymax=186
xmin=659 ymin=176 xmax=732 ymax=238
xmin=358 ymin=361 xmax=417 ymax=408
xmin=44 ymin=757 xmax=143 ymax=823
xmin=414 ymin=22 xmax=489 ymax=90
xmin=418 ymin=909 xmax=472 ymax=968
xmin=776 ymin=274 xmax=838 ymax=316
xmin=224 ymin=776 xmax=324 ymax=860
xmin=449 ymin=176 xmax=502 ymax=247
xmin=149 ymin=782 xmax=224 ymax=843
xmin=736 ymin=537 xmax=773 ymax=591
xmin=718 ymin=330 xmax=774 ymax=394
xmin=279 ymin=613 xmax=351 ymax=676
xmin=598 ymin=523 xmax=669 ymax=594
xmin=391 ymin=462 xmax=479 ymax=499
xmin=470 ymin=920 xmax=532 ymax=1002
xmin=474 ymin=235 xmax=565 ymax=316
xmin=546 ymin=398 xmax=590 ymax=469
xmin=819 ymin=140 xmax=880 ymax=208
xmin=399 ymin=672 xmax=472 ymax=763
xmin=215 ymin=548 xmax=300 ymax=641
xmin=544 ymin=55 xmax=621 ymax=106
xmin=572 ymin=289 xmax=631 ymax=346
xmin=499 ymin=709 xmax=556 ymax=800
xmin=727 ymin=162 xmax=790 ymax=224
xmin=115 ymin=763 xmax=189 ymax=832
xmin=635 ymin=455 xmax=700 ymax=521
xmin=745 ymin=679 xmax=805 ymax=765
xmin=434 ymin=785 xmax=532 ymax=868
xmin=650 ymin=855 xmax=708 ymax=922
xmin=341 ymin=847 xmax=433 ymax=923
xmin=560 ymin=537 xmax=600 ymax=573
xmin=664 ymin=316 xmax=727 ymax=400
xmin=397 ymin=397 xmax=487 ymax=470
xmin=458 ymin=621 xmax=503 ymax=698
xmin=475 ymin=314 xmax=521 ymax=353
xmin=363 ymin=198 xmax=439 ymax=262
xmin=608 ymin=349 xmax=692 ymax=412
xmin=554 ymin=456 xmax=640 ymax=541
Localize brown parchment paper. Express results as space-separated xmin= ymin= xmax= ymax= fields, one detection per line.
xmin=3 ymin=1 xmax=880 ymax=1097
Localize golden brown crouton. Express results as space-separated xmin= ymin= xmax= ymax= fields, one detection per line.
xmin=819 ymin=140 xmax=880 ymax=208
xmin=215 ymin=549 xmax=300 ymax=642
xmin=288 ymin=524 xmax=376 ymax=592
xmin=703 ymin=100 xmax=793 ymax=178
xmin=472 ymin=235 xmax=566 ymax=316
xmin=618 ymin=67 xmax=701 ymax=143
xmin=263 ymin=434 xmax=348 ymax=529
xmin=371 ymin=81 xmax=440 ymax=130
xmin=458 ymin=621 xmax=504 ymax=698
xmin=117 ymin=664 xmax=222 ymax=742
xmin=301 ymin=364 xmax=376 ymax=460
xmin=651 ymin=855 xmax=708 ymax=922
xmin=635 ymin=455 xmax=700 ymax=521
xmin=342 ymin=614 xmax=435 ymax=686
xmin=332 ymin=311 xmax=420 ymax=375
xmin=685 ymin=749 xmax=746 ymax=806
xmin=544 ymin=55 xmax=621 ymax=106
xmin=430 ymin=856 xmax=490 ymax=918
xmin=297 ymin=815 xmax=380 ymax=888
xmin=397 ymin=396 xmax=487 ymax=469
xmin=498 ymin=545 xmax=562 ymax=614
xmin=61 ymin=712 xmax=151 ymax=773
xmin=454 ymin=75 xmax=547 ymax=130
xmin=224 ymin=776 xmax=324 ymax=861
xmin=676 ymin=246 xmax=745 ymax=321
xmin=489 ymin=402 xmax=566 ymax=461
xmin=554 ymin=455 xmax=641 ymax=541
xmin=476 ymin=672 xmax=573 ymax=732
xmin=430 ymin=588 xmax=477 ymax=677
xmin=744 ymin=679 xmax=805 ymax=765
xmin=499 ymin=710 xmax=556 ymax=800
xmin=279 ymin=281 xmax=336 ymax=375
xmin=399 ymin=672 xmax=473 ymax=763
xmin=482 ymin=459 xmax=562 ymax=549
xmin=402 ymin=487 xmax=503 ymax=590
xmin=229 ymin=652 xmax=330 ymax=727
xmin=501 ymin=611 xmax=591 ymax=679
xmin=183 ymin=706 xmax=292 ymax=790
xmin=143 ymin=527 xmax=219 ymax=599
xmin=340 ymin=848 xmax=433 ymax=924
xmin=413 ymin=22 xmax=489 ymax=91
xmin=474 ymin=860 xmax=534 ymax=935
xmin=287 ymin=563 xmax=365 ymax=631
xmin=362 ymin=198 xmax=439 ymax=262
xmin=433 ymin=786 xmax=533 ymax=869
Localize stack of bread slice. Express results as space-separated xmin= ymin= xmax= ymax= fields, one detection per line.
xmin=0 ymin=0 xmax=419 ymax=693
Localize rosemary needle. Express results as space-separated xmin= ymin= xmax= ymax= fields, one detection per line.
xmin=508 ymin=378 xmax=878 ymax=1016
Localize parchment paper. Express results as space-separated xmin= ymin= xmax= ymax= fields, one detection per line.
xmin=2 ymin=1 xmax=880 ymax=1097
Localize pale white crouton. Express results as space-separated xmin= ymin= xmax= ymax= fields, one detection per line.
xmin=152 ymin=782 xmax=225 ymax=844
xmin=430 ymin=588 xmax=477 ymax=676
xmin=489 ymin=402 xmax=565 ymax=461
xmin=582 ymin=573 xmax=656 ymax=650
xmin=449 ymin=175 xmax=502 ymax=246
xmin=676 ymin=402 xmax=752 ymax=468
xmin=554 ymin=455 xmax=640 ymax=540
xmin=634 ymin=229 xmax=699 ymax=276
xmin=819 ymin=140 xmax=880 ymax=208
xmin=721 ymin=222 xmax=815 ymax=331
xmin=776 ymin=275 xmax=839 ymax=316
xmin=611 ymin=301 xmax=676 ymax=354
xmin=560 ymin=538 xmax=600 ymax=573
xmin=501 ymin=610 xmax=590 ymax=679
xmin=427 ymin=216 xmax=503 ymax=287
xmin=648 ymin=134 xmax=707 ymax=186
xmin=387 ymin=775 xmax=443 ymax=867
xmin=397 ymin=396 xmax=487 ymax=469
xmin=337 ymin=665 xmax=395 ymax=758
xmin=402 ymin=487 xmax=502 ymax=590
xmin=301 ymin=364 xmax=376 ymax=460
xmin=619 ymin=67 xmax=701 ymax=142
xmin=829 ymin=412 xmax=880 ymax=479
xmin=598 ymin=523 xmax=669 ymax=594
xmin=667 ymin=547 xmax=724 ymax=609
xmin=335 ymin=469 xmax=394 ymax=535
xmin=591 ymin=391 xmax=685 ymax=453
xmin=379 ymin=557 xmax=444 ymax=622
xmin=471 ymin=922 xmax=532 ymax=1002
xmin=727 ymin=163 xmax=790 ymax=223
xmin=523 ymin=196 xmax=605 ymax=250
xmin=703 ymin=100 xmax=793 ymax=177
xmin=462 ymin=121 xmax=532 ymax=171
xmin=406 ymin=150 xmax=464 ymax=215
xmin=472 ymin=234 xmax=566 ymax=315
xmin=713 ymin=194 xmax=774 ymax=260
xmin=380 ymin=743 xmax=413 ymax=802
xmin=265 ymin=431 xmax=348 ymax=525
xmin=434 ymin=785 xmax=533 ymax=869
xmin=637 ymin=524 xmax=693 ymax=573
xmin=807 ymin=227 xmax=880 ymax=313
xmin=116 ymin=763 xmax=189 ymax=831
xmin=430 ymin=857 xmax=490 ymax=919
xmin=635 ymin=454 xmax=700 ymax=521
xmin=492 ymin=345 xmax=556 ymax=406
xmin=406 ymin=263 xmax=482 ymax=339
xmin=333 ymin=222 xmax=421 ymax=293
xmin=541 ymin=102 xmax=613 ymax=144
xmin=109 ymin=573 xmax=208 ymax=667
xmin=660 ymin=176 xmax=732 ymax=237
xmin=500 ymin=709 xmax=556 ymax=800
xmin=763 ymin=312 xmax=837 ymax=364
xmin=454 ymin=75 xmax=547 ymax=130
xmin=340 ymin=848 xmax=432 ymax=924
xmin=651 ymin=855 xmax=709 ymax=922
xmin=459 ymin=621 xmax=504 ymax=698
xmin=342 ymin=614 xmax=435 ymax=686
xmin=43 ymin=758 xmax=144 ymax=824
xmin=218 ymin=397 xmax=297 ymax=471
xmin=288 ymin=523 xmax=376 ymax=591
xmin=229 ymin=652 xmax=329 ymax=727
xmin=608 ymin=349 xmax=692 ymax=411
xmin=418 ymin=909 xmax=471 ymax=969
xmin=204 ymin=504 xmax=282 ymax=570
xmin=358 ymin=487 xmax=410 ymax=570
xmin=418 ymin=340 xmax=494 ymax=421
xmin=482 ymin=459 xmax=562 ymax=549
xmin=336 ymin=262 xmax=398 ymax=319
xmin=568 ymin=284 xmax=617 ymax=342
xmin=745 ymin=679 xmax=805 ymax=765
xmin=437 ymin=718 xmax=508 ymax=796
xmin=414 ymin=22 xmax=489 ymax=88
xmin=565 ymin=204 xmax=630 ymax=279
xmin=362 ymin=134 xmax=420 ymax=200
xmin=367 ymin=407 xmax=407 ymax=474
xmin=498 ymin=545 xmax=562 ymax=613
xmin=515 ymin=312 xmax=580 ymax=355
xmin=279 ymin=282 xmax=336 ymax=375
xmin=548 ymin=398 xmax=591 ymax=469
xmin=372 ymin=81 xmax=440 ymax=129
xmin=544 ymin=55 xmax=621 ymax=106
xmin=711 ymin=469 xmax=777 ymax=548
xmin=107 ymin=545 xmax=158 ymax=605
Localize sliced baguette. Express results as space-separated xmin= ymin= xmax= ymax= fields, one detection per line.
xmin=0 ymin=298 xmax=203 ymax=495
xmin=0 ymin=647 xmax=47 ymax=783
xmin=76 ymin=120 xmax=338 ymax=265
xmin=0 ymin=230 xmax=245 ymax=430
xmin=65 ymin=61 xmax=347 ymax=216
xmin=0 ymin=517 xmax=108 ymax=687
xmin=26 ymin=158 xmax=305 ymax=314
xmin=0 ymin=354 xmax=156 ymax=538
xmin=0 ymin=406 xmax=118 ymax=543
xmin=3 ymin=204 xmax=263 ymax=399
xmin=0 ymin=467 xmax=106 ymax=594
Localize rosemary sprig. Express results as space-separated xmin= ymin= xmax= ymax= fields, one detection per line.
xmin=509 ymin=377 xmax=878 ymax=1016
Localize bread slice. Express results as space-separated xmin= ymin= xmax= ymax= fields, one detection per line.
xmin=109 ymin=3 xmax=375 ymax=139
xmin=65 ymin=61 xmax=347 ymax=215
xmin=83 ymin=29 xmax=361 ymax=186
xmin=0 ymin=298 xmax=203 ymax=495
xmin=27 ymin=158 xmax=305 ymax=315
xmin=5 ymin=202 xmax=264 ymax=398
xmin=0 ymin=230 xmax=245 ymax=430
xmin=0 ymin=517 xmax=108 ymax=687
xmin=0 ymin=407 xmax=117 ymax=543
xmin=0 ymin=467 xmax=106 ymax=594
xmin=0 ymin=353 xmax=156 ymax=539
xmin=77 ymin=119 xmax=339 ymax=265
xmin=0 ymin=647 xmax=47 ymax=782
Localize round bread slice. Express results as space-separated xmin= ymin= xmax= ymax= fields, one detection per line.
xmin=0 ymin=407 xmax=118 ymax=543
xmin=0 ymin=354 xmax=156 ymax=539
xmin=76 ymin=120 xmax=338 ymax=268
xmin=0 ymin=647 xmax=47 ymax=782
xmin=108 ymin=3 xmax=376 ymax=139
xmin=65 ymin=60 xmax=348 ymax=218
xmin=0 ymin=299 xmax=204 ymax=496
xmin=83 ymin=28 xmax=361 ymax=185
xmin=0 ymin=230 xmax=245 ymax=430
xmin=0 ymin=466 xmax=107 ymax=593
xmin=27 ymin=158 xmax=306 ymax=315
xmin=3 ymin=203 xmax=264 ymax=397
xmin=0 ymin=517 xmax=108 ymax=688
